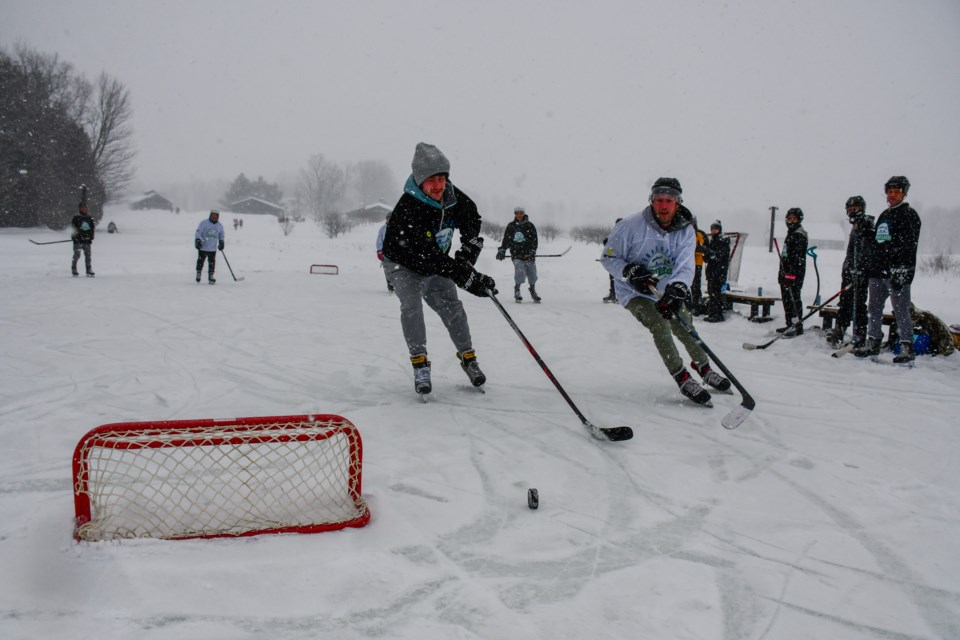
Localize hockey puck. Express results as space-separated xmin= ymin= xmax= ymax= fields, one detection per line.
xmin=527 ymin=488 xmax=539 ymax=510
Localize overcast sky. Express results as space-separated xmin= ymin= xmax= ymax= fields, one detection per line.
xmin=2 ymin=0 xmax=959 ymax=223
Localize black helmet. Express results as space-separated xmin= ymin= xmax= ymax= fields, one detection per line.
xmin=651 ymin=177 xmax=683 ymax=201
xmin=786 ymin=207 xmax=803 ymax=222
xmin=845 ymin=195 xmax=865 ymax=212
xmin=884 ymin=176 xmax=910 ymax=194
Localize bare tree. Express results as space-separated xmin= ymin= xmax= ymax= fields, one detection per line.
xmin=570 ymin=225 xmax=610 ymax=245
xmin=539 ymin=223 xmax=561 ymax=242
xmin=298 ymin=154 xmax=346 ymax=224
xmin=278 ymin=216 xmax=296 ymax=236
xmin=350 ymin=160 xmax=397 ymax=207
xmin=482 ymin=220 xmax=505 ymax=242
xmin=320 ymin=212 xmax=352 ymax=239
xmin=82 ymin=72 xmax=136 ymax=202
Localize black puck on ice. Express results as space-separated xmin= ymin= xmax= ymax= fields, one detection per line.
xmin=527 ymin=488 xmax=539 ymax=510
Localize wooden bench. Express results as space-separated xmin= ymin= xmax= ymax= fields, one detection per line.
xmin=811 ymin=305 xmax=898 ymax=344
xmin=721 ymin=292 xmax=780 ymax=323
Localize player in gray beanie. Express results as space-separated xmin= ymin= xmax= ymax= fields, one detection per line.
xmin=411 ymin=142 xmax=451 ymax=185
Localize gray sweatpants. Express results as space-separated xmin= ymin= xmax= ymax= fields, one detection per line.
xmin=512 ymin=258 xmax=538 ymax=286
xmin=72 ymin=241 xmax=92 ymax=272
xmin=866 ymin=277 xmax=913 ymax=344
xmin=383 ymin=259 xmax=473 ymax=358
xmin=625 ymin=296 xmax=709 ymax=376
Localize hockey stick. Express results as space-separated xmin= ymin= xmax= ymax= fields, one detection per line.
xmin=743 ymin=288 xmax=844 ymax=350
xmin=532 ymin=246 xmax=572 ymax=258
xmin=808 ymin=246 xmax=821 ymax=305
xmin=29 ymin=238 xmax=73 ymax=245
xmin=487 ymin=289 xmax=633 ymax=441
xmin=650 ymin=285 xmax=755 ymax=429
xmin=219 ymin=250 xmax=245 ymax=282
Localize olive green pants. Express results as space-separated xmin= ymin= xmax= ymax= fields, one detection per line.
xmin=625 ymin=296 xmax=709 ymax=376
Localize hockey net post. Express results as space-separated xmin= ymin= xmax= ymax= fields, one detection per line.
xmin=310 ymin=264 xmax=339 ymax=275
xmin=72 ymin=414 xmax=370 ymax=541
xmin=723 ymin=231 xmax=748 ymax=288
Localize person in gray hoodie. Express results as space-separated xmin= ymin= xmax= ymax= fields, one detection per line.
xmin=600 ymin=177 xmax=730 ymax=406
xmin=194 ymin=209 xmax=225 ymax=284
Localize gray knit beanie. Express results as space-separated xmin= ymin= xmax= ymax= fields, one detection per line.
xmin=411 ymin=142 xmax=450 ymax=185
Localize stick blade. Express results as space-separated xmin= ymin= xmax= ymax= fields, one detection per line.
xmin=584 ymin=421 xmax=633 ymax=442
xmin=742 ymin=342 xmax=760 ymax=350
xmin=721 ymin=404 xmax=752 ymax=430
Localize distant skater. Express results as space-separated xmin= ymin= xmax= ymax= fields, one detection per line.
xmin=195 ymin=209 xmax=224 ymax=284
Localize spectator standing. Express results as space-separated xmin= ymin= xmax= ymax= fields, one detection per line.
xmin=827 ymin=196 xmax=874 ymax=348
xmin=690 ymin=214 xmax=707 ymax=315
xmin=195 ymin=209 xmax=225 ymax=284
xmin=854 ymin=176 xmax=922 ymax=363
xmin=496 ymin=206 xmax=540 ymax=303
xmin=702 ymin=220 xmax=730 ymax=322
xmin=375 ymin=211 xmax=394 ymax=292
xmin=777 ymin=208 xmax=808 ymax=335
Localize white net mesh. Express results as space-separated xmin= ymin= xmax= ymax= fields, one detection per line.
xmin=724 ymin=232 xmax=748 ymax=286
xmin=73 ymin=416 xmax=369 ymax=541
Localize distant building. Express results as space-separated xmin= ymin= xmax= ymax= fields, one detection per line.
xmin=345 ymin=201 xmax=393 ymax=224
xmin=229 ymin=197 xmax=284 ymax=216
xmin=130 ymin=191 xmax=174 ymax=211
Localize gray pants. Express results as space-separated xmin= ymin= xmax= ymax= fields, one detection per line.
xmin=626 ymin=296 xmax=709 ymax=376
xmin=866 ymin=277 xmax=913 ymax=344
xmin=512 ymin=259 xmax=538 ymax=286
xmin=72 ymin=241 xmax=92 ymax=273
xmin=384 ymin=259 xmax=473 ymax=357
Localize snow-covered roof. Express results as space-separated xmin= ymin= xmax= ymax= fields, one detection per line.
xmin=230 ymin=196 xmax=283 ymax=209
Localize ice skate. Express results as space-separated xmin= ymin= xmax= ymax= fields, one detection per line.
xmin=673 ymin=368 xmax=713 ymax=407
xmin=457 ymin=349 xmax=486 ymax=388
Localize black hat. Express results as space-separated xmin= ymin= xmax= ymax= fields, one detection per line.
xmin=884 ymin=176 xmax=910 ymax=194
xmin=651 ymin=177 xmax=682 ymax=199
xmin=786 ymin=207 xmax=804 ymax=222
xmin=710 ymin=220 xmax=722 ymax=233
xmin=845 ymin=195 xmax=866 ymax=211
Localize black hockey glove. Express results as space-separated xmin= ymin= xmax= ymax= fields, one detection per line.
xmin=195 ymin=238 xmax=202 ymax=250
xmin=889 ymin=266 xmax=914 ymax=290
xmin=218 ymin=240 xmax=224 ymax=251
xmin=657 ymin=282 xmax=690 ymax=319
xmin=451 ymin=260 xmax=497 ymax=297
xmin=496 ymin=247 xmax=506 ymax=261
xmin=454 ymin=236 xmax=484 ymax=266
xmin=623 ymin=263 xmax=659 ymax=291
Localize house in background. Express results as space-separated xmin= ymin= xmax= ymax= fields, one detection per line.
xmin=345 ymin=201 xmax=393 ymax=225
xmin=229 ymin=197 xmax=284 ymax=217
xmin=130 ymin=191 xmax=174 ymax=211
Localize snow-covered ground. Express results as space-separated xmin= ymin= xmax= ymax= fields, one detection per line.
xmin=1 ymin=207 xmax=958 ymax=640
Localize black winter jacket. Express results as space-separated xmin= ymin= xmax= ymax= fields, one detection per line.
xmin=865 ymin=202 xmax=921 ymax=281
xmin=842 ymin=215 xmax=874 ymax=281
xmin=382 ymin=178 xmax=482 ymax=278
xmin=704 ymin=234 xmax=730 ymax=284
xmin=778 ymin=227 xmax=808 ymax=286
xmin=499 ymin=214 xmax=538 ymax=260
xmin=71 ymin=214 xmax=96 ymax=243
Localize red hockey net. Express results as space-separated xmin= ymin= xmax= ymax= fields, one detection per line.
xmin=72 ymin=414 xmax=370 ymax=541
xmin=310 ymin=264 xmax=339 ymax=275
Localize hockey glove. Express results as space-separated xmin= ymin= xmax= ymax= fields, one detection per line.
xmin=623 ymin=263 xmax=659 ymax=291
xmin=496 ymin=247 xmax=506 ymax=261
xmin=889 ymin=266 xmax=914 ymax=290
xmin=783 ymin=273 xmax=797 ymax=282
xmin=451 ymin=261 xmax=497 ymax=297
xmin=377 ymin=250 xmax=384 ymax=261
xmin=195 ymin=238 xmax=202 ymax=250
xmin=454 ymin=236 xmax=484 ymax=266
xmin=657 ymin=282 xmax=690 ymax=319
xmin=218 ymin=240 xmax=224 ymax=251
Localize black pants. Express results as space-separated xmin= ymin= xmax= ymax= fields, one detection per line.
xmin=836 ymin=273 xmax=868 ymax=337
xmin=196 ymin=250 xmax=216 ymax=274
xmin=691 ymin=265 xmax=703 ymax=312
xmin=705 ymin=275 xmax=724 ymax=318
xmin=780 ymin=281 xmax=804 ymax=324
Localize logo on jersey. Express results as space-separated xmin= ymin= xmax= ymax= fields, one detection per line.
xmin=875 ymin=222 xmax=891 ymax=244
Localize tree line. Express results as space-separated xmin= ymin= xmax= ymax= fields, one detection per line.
xmin=0 ymin=44 xmax=135 ymax=229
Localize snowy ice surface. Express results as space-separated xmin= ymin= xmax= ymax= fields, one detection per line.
xmin=1 ymin=208 xmax=958 ymax=640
